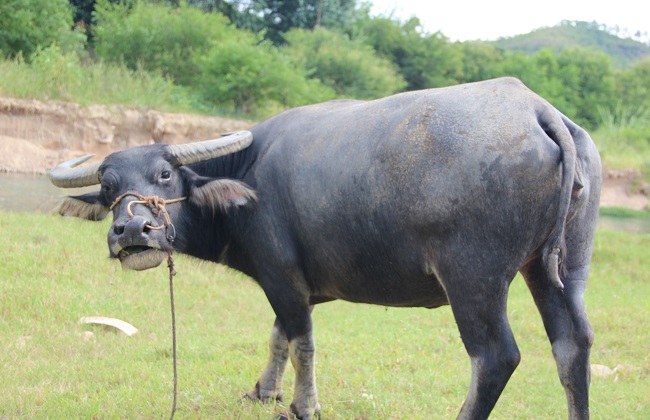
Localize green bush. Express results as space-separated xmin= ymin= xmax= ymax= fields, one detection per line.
xmin=283 ymin=28 xmax=406 ymax=99
xmin=0 ymin=0 xmax=85 ymax=59
xmin=93 ymin=0 xmax=236 ymax=86
xmin=197 ymin=40 xmax=335 ymax=116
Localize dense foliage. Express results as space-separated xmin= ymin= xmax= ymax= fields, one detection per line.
xmin=0 ymin=0 xmax=85 ymax=59
xmin=92 ymin=0 xmax=336 ymax=114
xmin=284 ymin=28 xmax=406 ymax=98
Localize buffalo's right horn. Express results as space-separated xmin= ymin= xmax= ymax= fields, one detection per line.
xmin=48 ymin=154 xmax=101 ymax=188
xmin=166 ymin=130 xmax=253 ymax=166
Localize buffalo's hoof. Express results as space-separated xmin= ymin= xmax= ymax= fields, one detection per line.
xmin=277 ymin=411 xmax=321 ymax=420
xmin=242 ymin=383 xmax=284 ymax=403
xmin=276 ymin=404 xmax=321 ymax=420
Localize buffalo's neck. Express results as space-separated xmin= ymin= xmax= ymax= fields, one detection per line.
xmin=179 ymin=145 xmax=261 ymax=276
xmin=173 ymin=206 xmax=233 ymax=263
xmin=173 ymin=195 xmax=257 ymax=278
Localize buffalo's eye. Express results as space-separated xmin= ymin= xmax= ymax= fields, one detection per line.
xmin=160 ymin=170 xmax=172 ymax=181
xmin=102 ymin=181 xmax=113 ymax=192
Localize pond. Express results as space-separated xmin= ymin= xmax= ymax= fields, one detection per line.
xmin=1 ymin=173 xmax=648 ymax=233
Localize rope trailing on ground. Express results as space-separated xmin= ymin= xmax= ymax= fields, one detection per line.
xmin=168 ymin=251 xmax=178 ymax=420
xmin=109 ymin=191 xmax=183 ymax=419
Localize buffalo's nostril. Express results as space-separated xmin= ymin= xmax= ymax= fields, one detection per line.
xmin=123 ymin=216 xmax=151 ymax=238
xmin=113 ymin=223 xmax=125 ymax=235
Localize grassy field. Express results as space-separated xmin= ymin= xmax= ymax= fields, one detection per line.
xmin=0 ymin=211 xmax=648 ymax=419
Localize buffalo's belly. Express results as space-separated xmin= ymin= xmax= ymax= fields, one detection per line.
xmin=307 ymin=266 xmax=449 ymax=309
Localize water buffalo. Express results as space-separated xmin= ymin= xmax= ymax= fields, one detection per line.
xmin=48 ymin=77 xmax=601 ymax=419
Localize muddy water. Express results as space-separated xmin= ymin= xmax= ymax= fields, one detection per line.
xmin=0 ymin=173 xmax=61 ymax=212
xmin=0 ymin=173 xmax=97 ymax=213
xmin=1 ymin=173 xmax=648 ymax=233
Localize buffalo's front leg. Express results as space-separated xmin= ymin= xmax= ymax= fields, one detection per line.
xmin=285 ymin=331 xmax=320 ymax=419
xmin=244 ymin=317 xmax=289 ymax=402
xmin=254 ymin=265 xmax=320 ymax=419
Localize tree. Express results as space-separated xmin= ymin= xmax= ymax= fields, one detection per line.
xmin=615 ymin=56 xmax=650 ymax=110
xmin=556 ymin=48 xmax=614 ymax=128
xmin=209 ymin=0 xmax=358 ymax=45
xmin=352 ymin=15 xmax=457 ymax=90
xmin=449 ymin=41 xmax=506 ymax=84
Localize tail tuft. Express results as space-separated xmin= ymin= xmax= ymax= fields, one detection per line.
xmin=546 ymin=247 xmax=565 ymax=290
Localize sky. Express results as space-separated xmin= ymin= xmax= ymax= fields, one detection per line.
xmin=369 ymin=0 xmax=650 ymax=42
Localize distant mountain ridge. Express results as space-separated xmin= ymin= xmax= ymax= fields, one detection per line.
xmin=492 ymin=20 xmax=650 ymax=68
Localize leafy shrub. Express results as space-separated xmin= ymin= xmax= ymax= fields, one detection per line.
xmin=0 ymin=0 xmax=85 ymax=59
xmin=283 ymin=28 xmax=406 ymax=99
xmin=197 ymin=40 xmax=335 ymax=116
xmin=93 ymin=0 xmax=236 ymax=86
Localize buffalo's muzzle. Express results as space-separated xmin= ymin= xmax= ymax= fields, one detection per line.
xmin=109 ymin=215 xmax=168 ymax=270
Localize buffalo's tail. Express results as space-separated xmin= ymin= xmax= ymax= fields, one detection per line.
xmin=538 ymin=109 xmax=579 ymax=290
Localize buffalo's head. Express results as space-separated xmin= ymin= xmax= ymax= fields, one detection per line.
xmin=48 ymin=131 xmax=256 ymax=270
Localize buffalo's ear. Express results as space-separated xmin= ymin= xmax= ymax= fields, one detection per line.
xmin=56 ymin=192 xmax=109 ymax=221
xmin=189 ymin=178 xmax=257 ymax=213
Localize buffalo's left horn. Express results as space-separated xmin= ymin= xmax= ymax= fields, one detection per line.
xmin=48 ymin=154 xmax=101 ymax=188
xmin=166 ymin=130 xmax=253 ymax=166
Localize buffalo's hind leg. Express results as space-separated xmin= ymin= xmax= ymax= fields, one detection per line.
xmin=520 ymin=179 xmax=598 ymax=420
xmin=521 ymin=259 xmax=593 ymax=420
xmin=244 ymin=317 xmax=290 ymax=402
xmin=444 ymin=272 xmax=521 ymax=419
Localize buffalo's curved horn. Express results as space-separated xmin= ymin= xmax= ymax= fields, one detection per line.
xmin=166 ymin=130 xmax=253 ymax=166
xmin=48 ymin=154 xmax=101 ymax=188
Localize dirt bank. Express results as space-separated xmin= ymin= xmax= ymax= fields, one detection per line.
xmin=0 ymin=97 xmax=252 ymax=174
xmin=0 ymin=97 xmax=647 ymax=210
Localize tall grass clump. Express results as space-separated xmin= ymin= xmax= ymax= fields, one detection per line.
xmin=594 ymin=103 xmax=650 ymax=178
xmin=0 ymin=45 xmax=201 ymax=113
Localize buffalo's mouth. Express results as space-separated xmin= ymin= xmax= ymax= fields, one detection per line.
xmin=118 ymin=246 xmax=167 ymax=271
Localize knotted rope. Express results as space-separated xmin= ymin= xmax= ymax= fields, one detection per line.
xmin=110 ymin=192 xmax=185 ymax=419
xmin=110 ymin=192 xmax=186 ymax=232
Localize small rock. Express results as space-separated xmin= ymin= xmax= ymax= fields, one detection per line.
xmin=84 ymin=331 xmax=95 ymax=341
xmin=591 ymin=364 xmax=615 ymax=377
xmin=614 ymin=364 xmax=636 ymax=373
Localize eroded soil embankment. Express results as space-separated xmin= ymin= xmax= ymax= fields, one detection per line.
xmin=0 ymin=97 xmax=252 ymax=174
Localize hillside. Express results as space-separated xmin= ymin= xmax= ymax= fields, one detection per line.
xmin=494 ymin=20 xmax=650 ymax=68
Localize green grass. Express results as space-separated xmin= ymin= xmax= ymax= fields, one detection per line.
xmin=1 ymin=211 xmax=649 ymax=418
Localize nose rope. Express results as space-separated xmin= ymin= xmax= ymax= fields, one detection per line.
xmin=109 ymin=191 xmax=185 ymax=419
xmin=110 ymin=192 xmax=186 ymax=232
